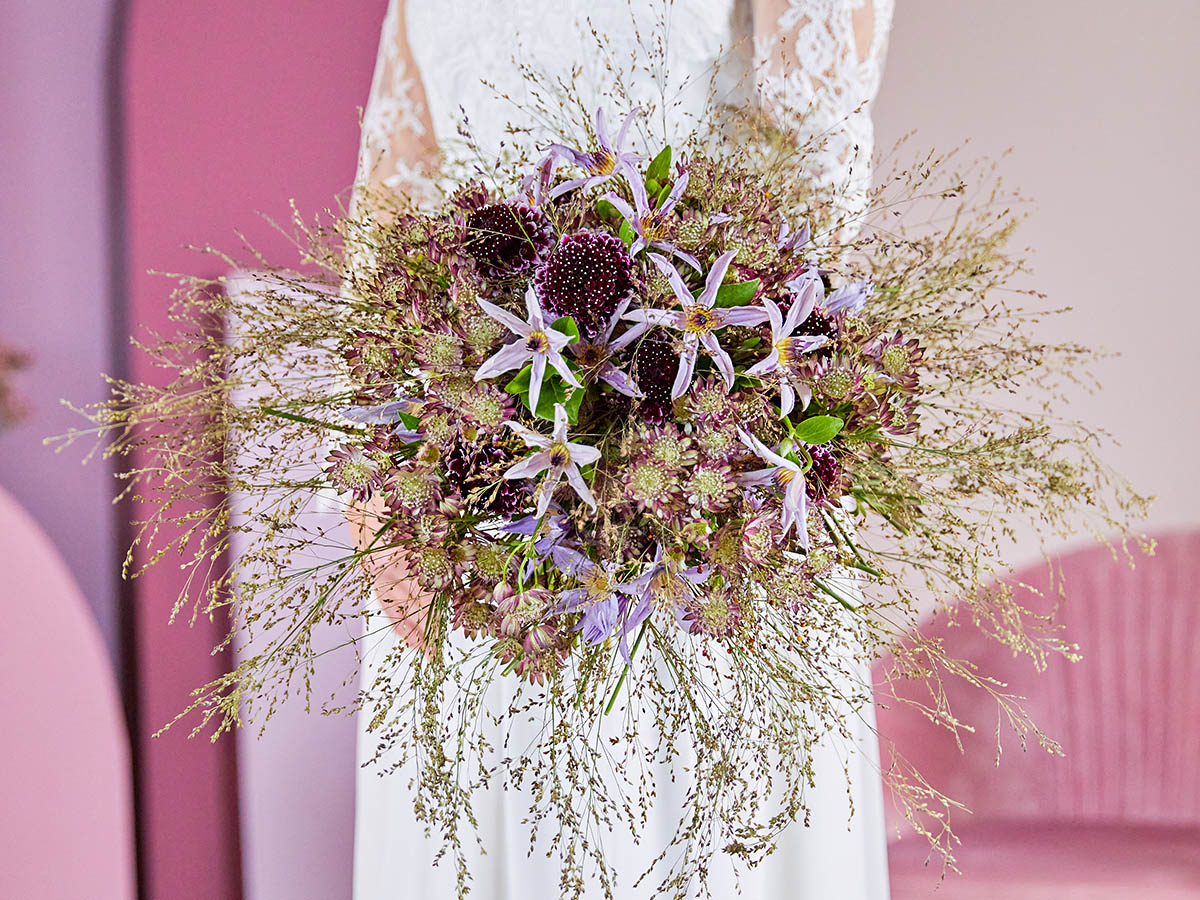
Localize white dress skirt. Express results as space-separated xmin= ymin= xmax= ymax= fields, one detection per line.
xmin=353 ymin=2 xmax=894 ymax=896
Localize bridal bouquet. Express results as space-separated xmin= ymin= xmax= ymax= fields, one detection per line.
xmin=63 ymin=96 xmax=1146 ymax=894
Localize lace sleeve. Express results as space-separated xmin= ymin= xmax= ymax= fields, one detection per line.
xmin=354 ymin=0 xmax=439 ymax=209
xmin=750 ymin=0 xmax=894 ymax=226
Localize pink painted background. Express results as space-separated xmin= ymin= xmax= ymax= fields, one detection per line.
xmin=2 ymin=1 xmax=1197 ymax=898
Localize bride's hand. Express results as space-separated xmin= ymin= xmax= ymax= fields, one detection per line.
xmin=346 ymin=494 xmax=430 ymax=651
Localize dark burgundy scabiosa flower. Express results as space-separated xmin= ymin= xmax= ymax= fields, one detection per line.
xmin=631 ymin=330 xmax=679 ymax=425
xmin=534 ymin=231 xmax=633 ymax=341
xmin=443 ymin=437 xmax=527 ymax=518
xmin=794 ymin=307 xmax=837 ymax=348
xmin=805 ymin=444 xmax=841 ymax=503
xmin=464 ymin=203 xmax=555 ymax=280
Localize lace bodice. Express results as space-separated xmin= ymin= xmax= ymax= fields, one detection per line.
xmin=356 ymin=0 xmax=892 ymax=216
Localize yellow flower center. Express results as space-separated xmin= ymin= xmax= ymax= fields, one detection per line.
xmin=526 ymin=331 xmax=551 ymax=353
xmin=684 ymin=305 xmax=719 ymax=334
xmin=642 ymin=212 xmax=669 ymax=242
xmin=774 ymin=467 xmax=796 ymax=489
xmin=589 ymin=148 xmax=617 ymax=176
xmin=548 ymin=442 xmax=571 ymax=467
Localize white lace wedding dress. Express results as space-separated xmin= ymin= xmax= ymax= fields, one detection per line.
xmin=352 ymin=2 xmax=893 ymax=897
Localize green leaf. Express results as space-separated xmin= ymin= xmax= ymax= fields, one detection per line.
xmin=712 ymin=279 xmax=760 ymax=308
xmin=504 ymin=364 xmax=532 ymax=395
xmin=618 ymin=219 xmax=635 ymax=247
xmin=594 ymin=199 xmax=619 ymax=220
xmin=530 ymin=376 xmax=569 ymax=420
xmin=655 ymin=182 xmax=672 ymax=207
xmin=792 ymin=415 xmax=844 ymax=445
xmin=563 ymin=383 xmax=585 ymax=423
xmin=550 ymin=316 xmax=580 ymax=344
xmin=646 ymin=145 xmax=672 ymax=184
xmin=397 ymin=411 xmax=420 ymax=430
xmin=645 ymin=178 xmax=662 ymax=195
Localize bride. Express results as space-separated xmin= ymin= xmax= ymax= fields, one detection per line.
xmin=349 ymin=2 xmax=893 ymax=897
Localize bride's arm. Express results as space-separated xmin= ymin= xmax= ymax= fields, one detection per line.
xmin=354 ymin=0 xmax=438 ymax=203
xmin=748 ymin=0 xmax=892 ymax=226
xmin=348 ymin=0 xmax=438 ymax=649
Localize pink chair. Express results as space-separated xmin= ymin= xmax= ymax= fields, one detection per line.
xmin=881 ymin=531 xmax=1200 ymax=898
xmin=0 ymin=485 xmax=136 ymax=900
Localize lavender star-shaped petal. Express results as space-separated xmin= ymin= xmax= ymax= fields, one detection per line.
xmin=474 ymin=285 xmax=581 ymax=414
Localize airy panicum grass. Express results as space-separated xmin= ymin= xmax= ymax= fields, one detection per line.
xmin=54 ymin=26 xmax=1149 ymax=900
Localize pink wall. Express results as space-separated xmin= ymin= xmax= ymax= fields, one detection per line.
xmin=873 ymin=0 xmax=1200 ymax=564
xmin=123 ymin=2 xmax=384 ymax=897
xmin=0 ymin=0 xmax=121 ymax=656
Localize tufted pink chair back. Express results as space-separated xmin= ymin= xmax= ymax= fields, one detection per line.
xmin=0 ymin=485 xmax=136 ymax=899
xmin=877 ymin=531 xmax=1200 ymax=829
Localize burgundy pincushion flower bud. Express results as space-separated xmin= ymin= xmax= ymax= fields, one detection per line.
xmin=631 ymin=330 xmax=678 ymax=425
xmin=443 ymin=437 xmax=527 ymax=518
xmin=534 ymin=231 xmax=633 ymax=341
xmin=465 ymin=203 xmax=555 ymax=279
xmin=805 ymin=444 xmax=840 ymax=502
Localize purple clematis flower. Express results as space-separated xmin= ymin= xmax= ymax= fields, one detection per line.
xmin=546 ymin=108 xmax=643 ymax=200
xmin=568 ymin=297 xmax=643 ymax=397
xmin=624 ymin=252 xmax=769 ymax=399
xmin=602 ymin=165 xmax=700 ymax=271
xmin=627 ymin=544 xmax=710 ymax=645
xmin=502 ymin=510 xmax=570 ymax=577
xmin=473 ymin=284 xmax=581 ymax=414
xmin=823 ymin=280 xmax=872 ymax=317
xmin=550 ymin=546 xmax=644 ymax=654
xmin=504 ymin=403 xmax=601 ymax=519
xmin=736 ymin=428 xmax=810 ymax=550
xmin=777 ymin=218 xmax=811 ymax=253
xmin=745 ymin=278 xmax=829 ymax=416
xmin=516 ymin=152 xmax=561 ymax=208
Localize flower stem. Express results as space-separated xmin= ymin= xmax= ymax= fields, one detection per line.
xmin=604 ymin=619 xmax=648 ymax=715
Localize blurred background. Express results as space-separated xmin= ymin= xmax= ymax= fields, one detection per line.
xmin=1 ymin=2 xmax=1197 ymax=898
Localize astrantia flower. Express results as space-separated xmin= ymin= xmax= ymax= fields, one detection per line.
xmin=878 ymin=392 xmax=919 ymax=435
xmin=325 ymin=445 xmax=382 ymax=501
xmin=742 ymin=509 xmax=781 ymax=566
xmin=624 ymin=252 xmax=769 ymax=399
xmin=680 ymin=375 xmax=736 ymax=425
xmin=473 ymin=286 xmax=581 ymax=414
xmin=465 ymin=203 xmax=555 ymax=279
xmin=736 ymin=429 xmax=810 ymax=549
xmin=623 ymin=456 xmax=681 ymax=518
xmin=547 ymin=108 xmax=642 ymax=199
xmin=344 ymin=331 xmax=401 ymax=403
xmin=872 ymin=332 xmax=923 ymax=393
xmin=603 ymin=167 xmax=700 ymax=271
xmin=746 ymin=269 xmax=829 ymax=414
xmin=458 ymin=382 xmax=513 ymax=430
xmin=681 ymin=589 xmax=742 ymax=639
xmin=795 ymin=352 xmax=866 ymax=406
xmin=453 ymin=589 xmax=497 ymax=640
xmin=504 ymin=403 xmax=601 ymax=518
xmin=639 ymin=424 xmax=696 ymax=471
xmin=535 ymin=231 xmax=634 ymax=341
xmin=684 ymin=461 xmax=735 ymax=513
xmin=416 ymin=330 xmax=465 ymax=373
xmin=493 ymin=585 xmax=554 ymax=639
xmin=382 ymin=464 xmax=440 ymax=513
